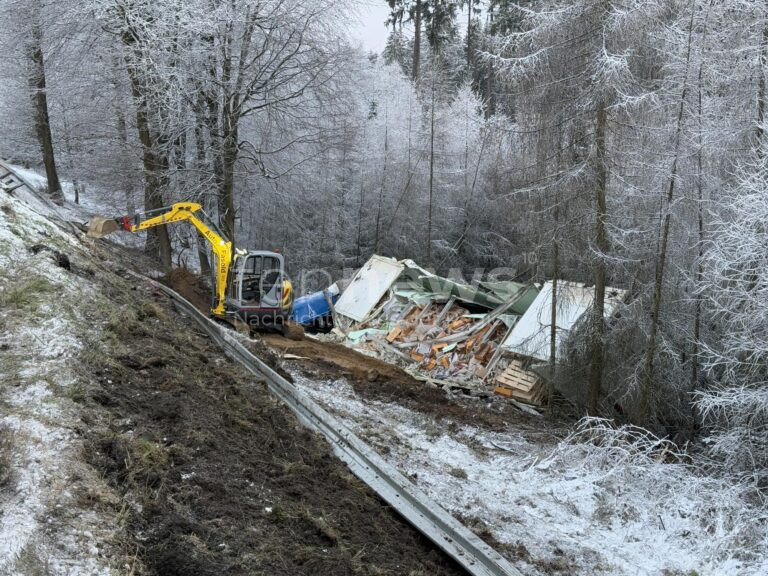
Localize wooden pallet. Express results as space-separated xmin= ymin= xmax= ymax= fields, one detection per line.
xmin=493 ymin=359 xmax=545 ymax=405
xmin=494 ymin=383 xmax=545 ymax=405
xmin=496 ymin=370 xmax=537 ymax=391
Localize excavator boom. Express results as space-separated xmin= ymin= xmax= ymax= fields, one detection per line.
xmin=90 ymin=202 xmax=232 ymax=316
xmin=88 ymin=201 xmax=295 ymax=334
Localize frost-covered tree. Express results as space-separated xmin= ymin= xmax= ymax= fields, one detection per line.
xmin=23 ymin=1 xmax=63 ymax=204
xmin=487 ymin=0 xmax=675 ymax=416
xmin=0 ymin=0 xmax=67 ymax=203
xmin=699 ymin=155 xmax=768 ymax=483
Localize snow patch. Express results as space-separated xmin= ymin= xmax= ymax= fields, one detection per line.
xmin=0 ymin=185 xmax=115 ymax=574
xmin=291 ymin=372 xmax=768 ymax=576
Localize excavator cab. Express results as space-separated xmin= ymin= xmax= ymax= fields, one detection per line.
xmin=229 ymin=251 xmax=293 ymax=332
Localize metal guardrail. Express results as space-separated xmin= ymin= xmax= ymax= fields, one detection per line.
xmin=0 ymin=159 xmax=89 ymax=238
xmin=147 ymin=278 xmax=522 ymax=576
xmin=0 ymin=158 xmax=35 ymax=194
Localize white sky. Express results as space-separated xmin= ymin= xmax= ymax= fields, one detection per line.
xmin=351 ymin=1 xmax=475 ymax=54
xmin=351 ymin=1 xmax=393 ymax=54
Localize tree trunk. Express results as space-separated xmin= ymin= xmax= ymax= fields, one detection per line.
xmin=337 ymin=133 xmax=349 ymax=254
xmin=639 ymin=1 xmax=696 ymax=424
xmin=426 ymin=61 xmax=436 ymax=268
xmin=757 ymin=13 xmax=768 ymax=153
xmin=485 ymin=60 xmax=495 ymax=119
xmin=218 ymin=24 xmax=237 ymax=244
xmin=356 ymin=177 xmax=365 ymax=266
xmin=588 ymin=99 xmax=608 ymax=416
xmin=484 ymin=11 xmax=495 ymax=119
xmin=220 ymin=128 xmax=238 ymax=244
xmin=412 ymin=0 xmax=422 ymax=82
xmin=26 ymin=21 xmax=63 ymax=205
xmin=193 ymin=107 xmax=212 ymax=279
xmin=691 ymin=2 xmax=713 ymax=429
xmin=548 ymin=231 xmax=559 ymax=411
xmin=466 ymin=2 xmax=472 ymax=67
xmin=115 ymin=104 xmax=135 ymax=215
xmin=691 ymin=61 xmax=704 ymax=430
xmin=374 ymin=116 xmax=389 ymax=253
xmin=457 ymin=127 xmax=488 ymax=261
xmin=548 ymin=140 xmax=562 ymax=412
xmin=216 ymin=11 xmax=257 ymax=250
xmin=123 ymin=38 xmax=172 ymax=270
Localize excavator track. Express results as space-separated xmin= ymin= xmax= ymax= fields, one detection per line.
xmin=138 ymin=271 xmax=522 ymax=576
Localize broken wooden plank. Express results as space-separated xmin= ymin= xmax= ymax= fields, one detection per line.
xmin=416 ymin=302 xmax=435 ymax=321
xmin=448 ymin=317 xmax=472 ymax=331
xmin=494 ymin=385 xmax=515 ymax=398
xmin=386 ymin=325 xmax=403 ymax=343
xmin=485 ymin=325 xmax=516 ymax=376
xmin=435 ymin=296 xmax=456 ymax=325
xmin=494 ymin=384 xmax=545 ymax=406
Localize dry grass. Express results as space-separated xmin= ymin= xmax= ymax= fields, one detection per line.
xmin=0 ymin=425 xmax=15 ymax=489
xmin=14 ymin=541 xmax=51 ymax=576
xmin=0 ymin=277 xmax=56 ymax=311
xmin=448 ymin=466 xmax=468 ymax=480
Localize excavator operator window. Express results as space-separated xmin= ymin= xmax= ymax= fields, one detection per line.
xmin=241 ymin=255 xmax=281 ymax=305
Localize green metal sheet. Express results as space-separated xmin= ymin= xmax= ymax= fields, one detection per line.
xmin=394 ymin=265 xmax=539 ymax=314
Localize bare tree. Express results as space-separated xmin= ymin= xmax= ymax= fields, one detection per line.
xmin=26 ymin=10 xmax=63 ymax=204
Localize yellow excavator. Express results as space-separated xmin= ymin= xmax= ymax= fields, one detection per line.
xmin=89 ymin=202 xmax=294 ymax=335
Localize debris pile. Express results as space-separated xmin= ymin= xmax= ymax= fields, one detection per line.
xmin=299 ymin=257 xmax=626 ymax=406
xmin=371 ymin=298 xmax=514 ymax=387
xmin=325 ymin=255 xmax=539 ymax=395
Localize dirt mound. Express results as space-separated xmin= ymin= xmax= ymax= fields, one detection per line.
xmin=81 ymin=274 xmax=462 ymax=576
xmin=260 ymin=333 xmax=410 ymax=385
xmin=282 ymin=320 xmax=305 ymax=341
xmin=260 ymin=332 xmax=547 ymax=432
xmin=162 ymin=267 xmax=211 ymax=313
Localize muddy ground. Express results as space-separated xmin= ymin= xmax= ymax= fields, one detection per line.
xmin=159 ymin=267 xmax=564 ymax=440
xmin=257 ymin=332 xmax=565 ymax=441
xmin=77 ymin=264 xmax=464 ymax=576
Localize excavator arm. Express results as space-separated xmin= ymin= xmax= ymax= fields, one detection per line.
xmin=117 ymin=202 xmax=232 ymax=317
xmin=89 ymin=201 xmax=295 ymax=332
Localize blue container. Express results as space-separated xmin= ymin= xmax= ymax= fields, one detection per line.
xmin=291 ymin=289 xmax=339 ymax=325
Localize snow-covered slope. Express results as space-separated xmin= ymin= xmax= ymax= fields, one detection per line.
xmin=0 ymin=182 xmax=119 ymax=574
xmin=292 ymin=372 xmax=768 ymax=576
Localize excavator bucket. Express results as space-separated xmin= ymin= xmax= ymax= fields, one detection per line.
xmin=87 ymin=217 xmax=120 ymax=238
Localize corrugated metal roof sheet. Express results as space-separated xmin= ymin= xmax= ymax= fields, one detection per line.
xmin=396 ymin=265 xmax=537 ymax=312
xmin=335 ymin=254 xmax=541 ymax=325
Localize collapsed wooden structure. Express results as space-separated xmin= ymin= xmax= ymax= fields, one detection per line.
xmin=324 ymin=256 xmax=625 ymax=407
